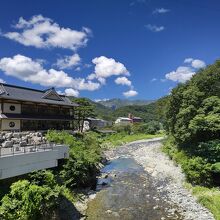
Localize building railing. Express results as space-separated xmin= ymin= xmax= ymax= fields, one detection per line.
xmin=0 ymin=142 xmax=56 ymax=158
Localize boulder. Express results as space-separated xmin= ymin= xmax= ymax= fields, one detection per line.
xmin=13 ymin=132 xmax=21 ymax=139
xmin=32 ymin=136 xmax=42 ymax=144
xmin=11 ymin=138 xmax=20 ymax=144
xmin=2 ymin=141 xmax=13 ymax=148
xmin=5 ymin=133 xmax=13 ymax=139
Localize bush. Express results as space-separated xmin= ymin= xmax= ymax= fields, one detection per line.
xmin=0 ymin=180 xmax=61 ymax=220
xmin=182 ymin=157 xmax=212 ymax=186
xmin=163 ymin=138 xmax=213 ymax=186
xmin=195 ymin=140 xmax=220 ymax=163
xmin=145 ymin=121 xmax=161 ymax=134
xmin=212 ymin=162 xmax=220 ymax=173
xmin=46 ymin=131 xmax=102 ymax=188
xmin=131 ymin=121 xmax=161 ymax=135
xmin=113 ymin=124 xmax=132 ymax=134
xmin=28 ymin=170 xmax=57 ymax=188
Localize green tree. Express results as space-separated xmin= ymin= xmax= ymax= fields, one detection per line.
xmin=189 ymin=96 xmax=220 ymax=142
xmin=74 ymin=98 xmax=95 ymax=132
xmin=166 ymin=60 xmax=220 ymax=145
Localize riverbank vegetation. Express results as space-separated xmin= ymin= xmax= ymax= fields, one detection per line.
xmin=162 ymin=60 xmax=220 ymax=219
xmin=102 ymin=123 xmax=163 ymax=147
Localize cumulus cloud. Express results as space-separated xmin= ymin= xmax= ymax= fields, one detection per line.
xmin=165 ymin=66 xmax=195 ymax=83
xmin=57 ymin=90 xmax=65 ymax=95
xmin=3 ymin=15 xmax=91 ymax=50
xmin=55 ymin=54 xmax=81 ymax=69
xmin=64 ymin=88 xmax=79 ymax=97
xmin=184 ymin=58 xmax=206 ymax=69
xmin=191 ymin=59 xmax=206 ymax=69
xmin=87 ymin=73 xmax=106 ymax=85
xmin=92 ymin=56 xmax=129 ymax=78
xmin=0 ymin=78 xmax=6 ymax=83
xmin=145 ymin=24 xmax=165 ymax=32
xmin=0 ymin=54 xmax=100 ymax=91
xmin=115 ymin=77 xmax=132 ymax=86
xmin=165 ymin=58 xmax=206 ymax=83
xmin=184 ymin=58 xmax=193 ymax=63
xmin=123 ymin=89 xmax=138 ymax=98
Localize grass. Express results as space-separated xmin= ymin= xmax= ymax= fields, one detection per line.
xmin=185 ymin=183 xmax=220 ymax=220
xmin=101 ymin=132 xmax=164 ymax=148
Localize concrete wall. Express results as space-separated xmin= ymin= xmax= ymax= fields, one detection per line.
xmin=0 ymin=145 xmax=69 ymax=179
xmin=3 ymin=103 xmax=21 ymax=114
xmin=1 ymin=119 xmax=21 ymax=130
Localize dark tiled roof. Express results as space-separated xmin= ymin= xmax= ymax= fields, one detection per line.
xmin=0 ymin=83 xmax=78 ymax=107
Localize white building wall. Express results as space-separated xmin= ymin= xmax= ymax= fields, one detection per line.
xmin=1 ymin=119 xmax=21 ymax=130
xmin=3 ymin=103 xmax=21 ymax=114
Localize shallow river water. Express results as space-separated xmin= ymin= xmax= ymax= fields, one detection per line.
xmin=86 ymin=155 xmax=183 ymax=220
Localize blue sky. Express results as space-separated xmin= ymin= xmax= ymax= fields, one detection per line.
xmin=0 ymin=0 xmax=220 ymax=101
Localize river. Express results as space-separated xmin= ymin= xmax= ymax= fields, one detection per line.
xmin=85 ymin=138 xmax=214 ymax=220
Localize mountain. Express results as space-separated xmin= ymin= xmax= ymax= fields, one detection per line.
xmin=69 ymin=97 xmax=167 ymax=123
xmin=70 ymin=97 xmax=114 ymax=121
xmin=97 ymin=98 xmax=153 ymax=109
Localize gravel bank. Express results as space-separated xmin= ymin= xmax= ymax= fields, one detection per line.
xmin=105 ymin=138 xmax=214 ymax=220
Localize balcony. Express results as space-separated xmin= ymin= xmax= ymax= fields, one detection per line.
xmin=0 ymin=143 xmax=69 ymax=179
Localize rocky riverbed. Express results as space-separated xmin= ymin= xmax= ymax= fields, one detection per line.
xmin=81 ymin=138 xmax=214 ymax=220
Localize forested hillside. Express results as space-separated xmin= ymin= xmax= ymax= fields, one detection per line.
xmin=71 ymin=96 xmax=167 ymax=123
xmin=163 ymin=60 xmax=220 ymax=219
xmin=97 ymin=98 xmax=153 ymax=109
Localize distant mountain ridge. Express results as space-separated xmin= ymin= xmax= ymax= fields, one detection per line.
xmin=97 ymin=98 xmax=154 ymax=109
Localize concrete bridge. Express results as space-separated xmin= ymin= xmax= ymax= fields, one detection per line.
xmin=0 ymin=143 xmax=69 ymax=179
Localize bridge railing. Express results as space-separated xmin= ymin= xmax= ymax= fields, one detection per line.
xmin=0 ymin=142 xmax=56 ymax=158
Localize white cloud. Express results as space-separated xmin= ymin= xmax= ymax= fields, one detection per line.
xmin=184 ymin=58 xmax=193 ymax=63
xmin=153 ymin=8 xmax=170 ymax=14
xmin=191 ymin=59 xmax=206 ymax=69
xmin=115 ymin=77 xmax=132 ymax=86
xmin=87 ymin=73 xmax=106 ymax=85
xmin=87 ymin=73 xmax=96 ymax=80
xmin=92 ymin=56 xmax=129 ymax=78
xmin=94 ymin=98 xmax=109 ymax=102
xmin=97 ymin=77 xmax=106 ymax=85
xmin=165 ymin=58 xmax=206 ymax=83
xmin=165 ymin=66 xmax=195 ymax=83
xmin=64 ymin=88 xmax=79 ymax=97
xmin=145 ymin=24 xmax=165 ymax=32
xmin=3 ymin=15 xmax=91 ymax=50
xmin=184 ymin=58 xmax=206 ymax=69
xmin=55 ymin=54 xmax=81 ymax=69
xmin=0 ymin=54 xmax=100 ymax=91
xmin=0 ymin=78 xmax=6 ymax=83
xmin=123 ymin=89 xmax=138 ymax=97
xmin=151 ymin=78 xmax=157 ymax=82
xmin=57 ymin=90 xmax=65 ymax=95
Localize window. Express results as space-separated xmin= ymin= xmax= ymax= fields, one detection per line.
xmin=10 ymin=105 xmax=15 ymax=111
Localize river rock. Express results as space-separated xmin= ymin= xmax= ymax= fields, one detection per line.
xmin=2 ymin=140 xmax=13 ymax=148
